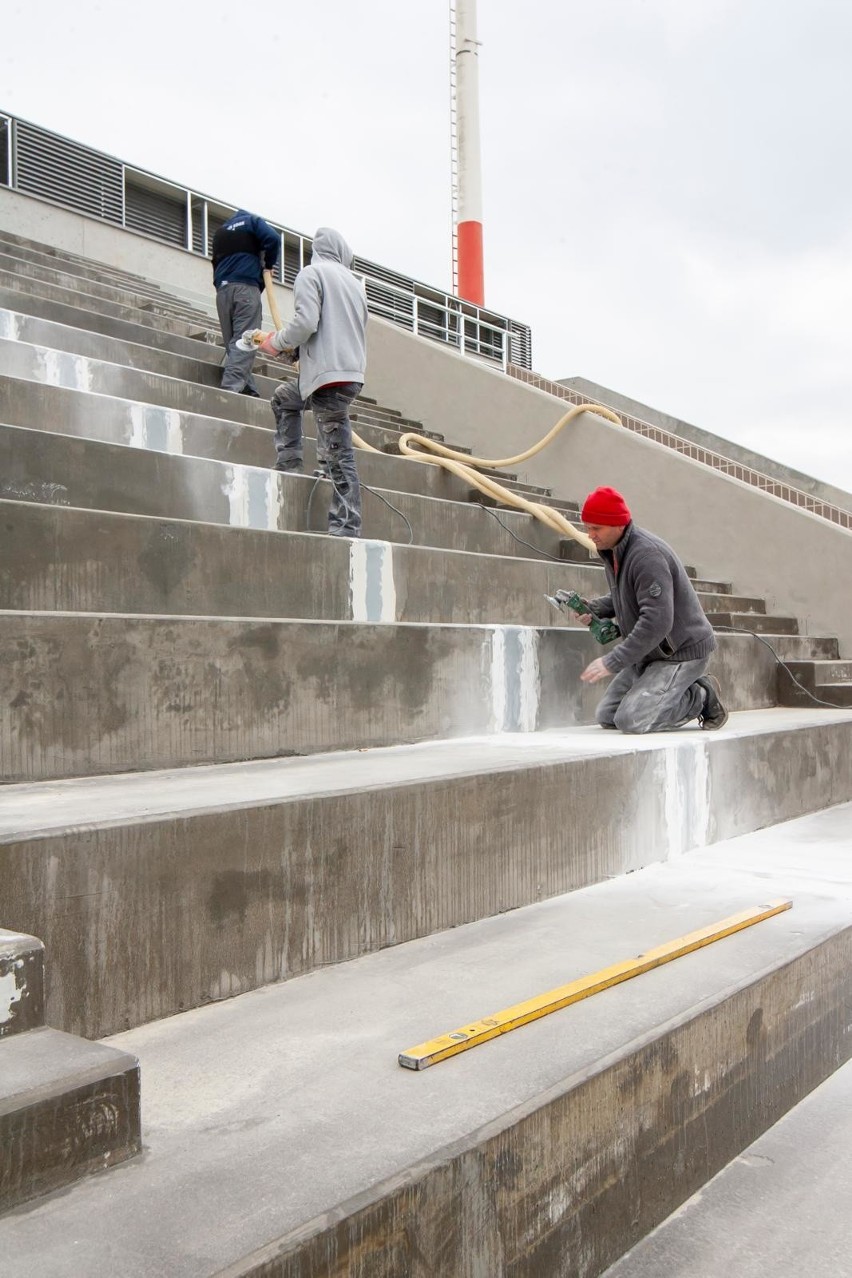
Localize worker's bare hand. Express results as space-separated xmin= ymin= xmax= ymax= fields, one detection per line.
xmin=577 ymin=612 xmax=593 ymax=626
xmin=580 ymin=657 xmax=612 ymax=684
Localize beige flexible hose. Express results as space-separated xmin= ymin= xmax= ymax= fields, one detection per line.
xmin=390 ymin=403 xmax=622 ymax=551
xmin=256 ymin=281 xmax=619 ymax=551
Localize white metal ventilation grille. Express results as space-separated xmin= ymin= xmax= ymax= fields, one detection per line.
xmin=14 ymin=122 xmax=123 ymax=222
xmin=125 ymin=180 xmax=186 ymax=248
xmin=509 ymin=322 xmax=533 ymax=369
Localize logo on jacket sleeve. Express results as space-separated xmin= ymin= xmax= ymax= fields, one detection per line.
xmin=649 ymin=582 xmax=662 ymax=597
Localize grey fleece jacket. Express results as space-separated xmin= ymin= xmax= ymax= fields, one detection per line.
xmin=269 ymin=227 xmax=368 ymax=399
xmin=589 ymin=523 xmax=716 ymax=674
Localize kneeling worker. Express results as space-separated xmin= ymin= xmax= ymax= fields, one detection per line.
xmin=577 ymin=486 xmax=728 ymax=733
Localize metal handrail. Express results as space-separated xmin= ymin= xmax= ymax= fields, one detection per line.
xmin=0 ymin=109 xmax=532 ymax=370
xmin=507 ymin=365 xmax=852 ymax=532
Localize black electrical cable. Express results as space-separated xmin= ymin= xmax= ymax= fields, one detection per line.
xmin=306 ymin=468 xmax=414 ymax=544
xmin=476 ymin=502 xmax=565 ymax=562
xmin=361 ymin=483 xmax=414 ymax=544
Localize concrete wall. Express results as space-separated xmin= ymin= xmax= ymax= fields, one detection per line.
xmin=4 ymin=187 xmax=851 ymax=652
xmin=562 ymin=374 xmax=852 ymax=515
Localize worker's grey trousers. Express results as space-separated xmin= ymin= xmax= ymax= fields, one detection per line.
xmin=596 ymin=656 xmax=710 ymax=734
xmin=216 ymin=282 xmax=262 ymax=393
xmin=271 ymin=380 xmax=363 ymax=537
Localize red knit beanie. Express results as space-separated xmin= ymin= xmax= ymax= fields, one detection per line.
xmin=581 ymin=486 xmax=632 ymax=527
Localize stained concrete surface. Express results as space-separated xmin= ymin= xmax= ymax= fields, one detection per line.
xmin=604 ymin=1054 xmax=852 ymax=1278
xmin=0 ymin=802 xmax=850 ymax=1275
xmin=5 ymin=708 xmax=844 ymax=836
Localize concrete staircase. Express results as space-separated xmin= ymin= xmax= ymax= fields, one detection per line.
xmin=1 ymin=226 xmax=851 ymax=1273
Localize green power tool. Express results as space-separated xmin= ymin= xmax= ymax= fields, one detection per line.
xmin=545 ymin=589 xmax=621 ymax=645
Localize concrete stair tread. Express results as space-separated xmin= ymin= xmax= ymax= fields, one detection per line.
xmin=0 ymin=1026 xmax=138 ymax=1107
xmin=2 ymin=802 xmax=850 ymax=1275
xmin=3 ymin=709 xmax=849 ymax=838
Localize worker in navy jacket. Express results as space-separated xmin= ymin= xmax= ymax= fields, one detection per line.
xmin=212 ymin=209 xmax=280 ymax=396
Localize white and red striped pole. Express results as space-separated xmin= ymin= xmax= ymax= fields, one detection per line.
xmin=455 ymin=0 xmax=484 ymax=305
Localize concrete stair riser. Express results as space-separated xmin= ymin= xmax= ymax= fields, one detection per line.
xmin=1 ymin=613 xmax=622 ymax=781
xmin=0 ymin=499 xmax=604 ymax=626
xmin=0 ymin=613 xmax=778 ymax=784
xmin=3 ymin=720 xmax=850 ymax=1038
xmin=0 ymin=423 xmax=576 ymax=559
xmin=218 ymin=929 xmax=852 ymax=1278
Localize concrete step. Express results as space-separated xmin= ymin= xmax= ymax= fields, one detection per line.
xmin=0 ymin=230 xmax=213 ymax=301
xmin=0 ymin=497 xmax=798 ymax=644
xmin=0 ymin=252 xmax=208 ymax=326
xmin=763 ymin=634 xmax=841 ymax=660
xmin=0 ymin=228 xmax=217 ymax=313
xmin=0 ymin=1025 xmax=140 ymax=1213
xmin=0 ymin=376 xmax=553 ymax=513
xmin=706 ymin=611 xmax=800 ymax=635
xmin=0 ymin=285 xmax=223 ymax=363
xmin=0 ymin=929 xmax=44 ymax=1039
xmin=697 ymin=592 xmax=766 ymax=614
xmin=0 ymin=609 xmax=595 ymax=782
xmin=0 ymin=237 xmax=216 ymax=324
xmin=2 ymin=708 xmax=847 ymax=1038
xmin=779 ymin=660 xmax=852 ymax=709
xmin=691 ymin=577 xmax=733 ymax=594
xmin=0 ymin=926 xmax=140 ymax=1215
xmin=0 ymin=421 xmax=579 ymax=560
xmin=0 ymin=497 xmax=607 ymax=627
xmin=1 ymin=802 xmax=850 ymax=1272
xmin=0 ymin=266 xmax=218 ymax=340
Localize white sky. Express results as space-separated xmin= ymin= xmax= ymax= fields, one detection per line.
xmin=3 ymin=0 xmax=852 ymax=493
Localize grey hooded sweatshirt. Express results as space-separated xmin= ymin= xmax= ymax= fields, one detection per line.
xmin=269 ymin=227 xmax=368 ymax=400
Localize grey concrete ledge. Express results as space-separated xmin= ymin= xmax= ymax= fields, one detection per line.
xmin=2 ymin=806 xmax=851 ymax=1273
xmin=2 ymin=712 xmax=850 ymax=1037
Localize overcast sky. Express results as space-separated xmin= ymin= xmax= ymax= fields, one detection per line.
xmin=3 ymin=0 xmax=852 ymax=493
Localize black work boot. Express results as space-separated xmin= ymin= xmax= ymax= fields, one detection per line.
xmin=697 ymin=675 xmax=729 ymax=730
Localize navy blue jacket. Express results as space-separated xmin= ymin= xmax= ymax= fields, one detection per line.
xmin=212 ymin=210 xmax=280 ymax=291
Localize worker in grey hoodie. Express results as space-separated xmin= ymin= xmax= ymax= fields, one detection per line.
xmin=259 ymin=227 xmax=368 ymax=538
xmin=576 ymin=486 xmax=728 ymax=733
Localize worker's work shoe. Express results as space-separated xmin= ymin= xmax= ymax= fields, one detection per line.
xmin=697 ymin=675 xmax=728 ymax=730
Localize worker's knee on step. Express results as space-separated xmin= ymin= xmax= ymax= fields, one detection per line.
xmin=613 ymin=703 xmax=657 ymax=734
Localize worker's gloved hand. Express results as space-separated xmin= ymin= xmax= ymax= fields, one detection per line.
xmin=258 ymin=333 xmax=282 ymax=357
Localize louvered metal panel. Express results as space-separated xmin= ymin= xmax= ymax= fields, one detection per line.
xmin=1 ymin=110 xmax=534 ymax=369
xmin=509 ymin=322 xmax=532 ymax=370
xmin=0 ymin=117 xmax=10 ymax=187
xmin=14 ymin=122 xmax=123 ymax=222
xmin=125 ymin=180 xmax=187 ymax=247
